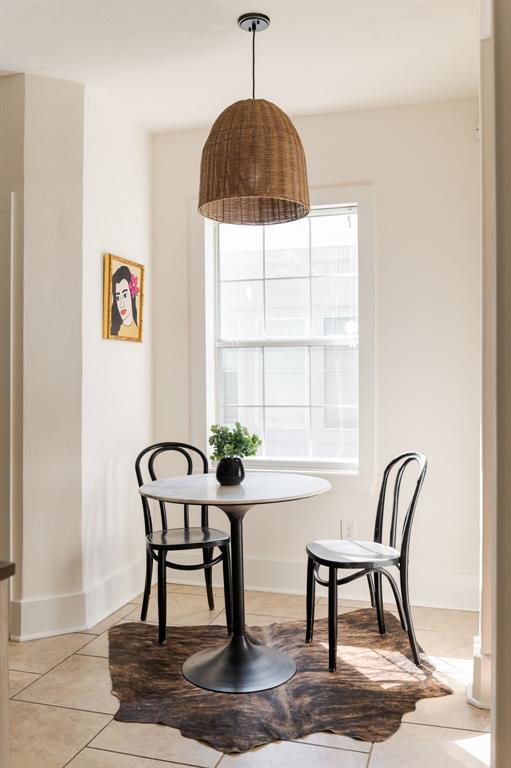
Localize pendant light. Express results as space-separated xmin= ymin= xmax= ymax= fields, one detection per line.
xmin=198 ymin=12 xmax=310 ymax=226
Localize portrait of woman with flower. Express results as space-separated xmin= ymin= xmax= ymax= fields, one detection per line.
xmin=103 ymin=253 xmax=145 ymax=342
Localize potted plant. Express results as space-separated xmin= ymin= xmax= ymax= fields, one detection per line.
xmin=209 ymin=422 xmax=262 ymax=486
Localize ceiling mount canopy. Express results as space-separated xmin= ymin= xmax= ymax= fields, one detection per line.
xmin=198 ymin=12 xmax=310 ymax=226
xmin=238 ymin=12 xmax=270 ymax=34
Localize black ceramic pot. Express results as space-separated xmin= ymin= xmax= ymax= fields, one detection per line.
xmin=216 ymin=457 xmax=245 ymax=486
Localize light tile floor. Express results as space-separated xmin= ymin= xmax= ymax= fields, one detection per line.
xmin=8 ymin=584 xmax=491 ymax=768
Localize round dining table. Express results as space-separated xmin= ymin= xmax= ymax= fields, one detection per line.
xmin=139 ymin=471 xmax=331 ymax=694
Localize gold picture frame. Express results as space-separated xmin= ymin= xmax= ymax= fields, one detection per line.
xmin=103 ymin=253 xmax=145 ymax=342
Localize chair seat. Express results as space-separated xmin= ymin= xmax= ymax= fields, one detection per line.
xmin=147 ymin=527 xmax=230 ymax=551
xmin=307 ymin=539 xmax=400 ymax=568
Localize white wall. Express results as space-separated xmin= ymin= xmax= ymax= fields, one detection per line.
xmin=0 ymin=75 xmax=153 ymax=638
xmin=13 ymin=76 xmax=86 ymax=636
xmin=152 ymin=98 xmax=481 ymax=610
xmin=82 ymin=89 xmax=152 ymax=625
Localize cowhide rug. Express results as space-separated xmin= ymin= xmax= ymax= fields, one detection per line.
xmin=108 ymin=609 xmax=451 ymax=753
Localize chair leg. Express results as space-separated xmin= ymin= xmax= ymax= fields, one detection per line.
xmin=141 ymin=548 xmax=153 ymax=621
xmin=380 ymin=569 xmax=408 ymax=631
xmin=220 ymin=544 xmax=233 ymax=634
xmin=305 ymin=557 xmax=316 ymax=643
xmin=328 ymin=567 xmax=338 ymax=672
xmin=157 ymin=550 xmax=167 ymax=645
xmin=366 ymin=572 xmax=376 ymax=608
xmin=374 ymin=571 xmax=386 ymax=634
xmin=400 ymin=563 xmax=421 ymax=665
xmin=203 ymin=548 xmax=215 ymax=610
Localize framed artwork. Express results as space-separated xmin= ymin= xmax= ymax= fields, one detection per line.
xmin=103 ymin=253 xmax=144 ymax=342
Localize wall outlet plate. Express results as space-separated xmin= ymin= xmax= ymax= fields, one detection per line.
xmin=341 ymin=519 xmax=357 ymax=540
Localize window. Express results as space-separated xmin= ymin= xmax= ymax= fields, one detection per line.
xmin=212 ymin=205 xmax=361 ymax=470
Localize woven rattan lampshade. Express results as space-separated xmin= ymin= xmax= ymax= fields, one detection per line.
xmin=198 ymin=98 xmax=310 ymax=225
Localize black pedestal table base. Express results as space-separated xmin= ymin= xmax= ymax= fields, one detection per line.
xmin=182 ymin=635 xmax=296 ymax=693
xmin=182 ymin=504 xmax=296 ymax=693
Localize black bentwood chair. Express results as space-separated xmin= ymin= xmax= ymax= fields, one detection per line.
xmin=305 ymin=452 xmax=427 ymax=671
xmin=135 ymin=442 xmax=233 ymax=645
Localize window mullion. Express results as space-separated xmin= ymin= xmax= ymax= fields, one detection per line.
xmin=215 ymin=223 xmax=220 ymax=343
xmin=262 ymin=346 xmax=266 ymax=458
xmin=216 ymin=344 xmax=221 ymax=428
xmin=262 ymin=226 xmax=267 ymax=457
xmin=214 ymin=224 xmax=221 ymax=428
xmin=308 ymin=346 xmax=312 ymax=460
xmin=262 ymin=225 xmax=266 ymax=338
xmin=308 ymin=219 xmax=313 ymax=460
xmin=308 ymin=216 xmax=312 ymax=335
xmin=216 ymin=337 xmax=356 ymax=348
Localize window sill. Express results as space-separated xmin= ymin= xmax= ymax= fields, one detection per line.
xmin=211 ymin=461 xmax=375 ymax=495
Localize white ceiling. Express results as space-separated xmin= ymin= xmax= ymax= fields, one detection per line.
xmin=0 ymin=0 xmax=479 ymax=132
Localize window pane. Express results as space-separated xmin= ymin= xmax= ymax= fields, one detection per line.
xmin=265 ymin=407 xmax=309 ymax=458
xmin=220 ymin=281 xmax=263 ymax=339
xmin=265 ymin=218 xmax=309 ymax=278
xmin=265 ymin=278 xmax=310 ymax=337
xmin=311 ymin=213 xmax=358 ymax=276
xmin=311 ymin=406 xmax=358 ymax=461
xmin=311 ymin=276 xmax=358 ymax=336
xmin=220 ymin=406 xmax=264 ymax=451
xmin=264 ymin=347 xmax=309 ymax=406
xmin=310 ymin=346 xmax=358 ymax=406
xmin=219 ymin=348 xmax=263 ymax=406
xmin=219 ymin=224 xmax=263 ymax=281
xmin=214 ymin=207 xmax=360 ymax=466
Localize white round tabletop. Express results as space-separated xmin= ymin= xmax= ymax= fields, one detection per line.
xmin=139 ymin=471 xmax=330 ymax=507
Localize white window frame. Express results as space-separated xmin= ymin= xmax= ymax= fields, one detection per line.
xmin=189 ymin=185 xmax=375 ymax=493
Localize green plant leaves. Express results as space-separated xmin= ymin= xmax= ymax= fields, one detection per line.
xmin=209 ymin=421 xmax=262 ymax=460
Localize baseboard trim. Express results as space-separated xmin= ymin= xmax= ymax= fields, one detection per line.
xmin=10 ymin=554 xmax=479 ymax=640
xmin=467 ymin=636 xmax=492 ymax=709
xmin=84 ymin=557 xmax=146 ymax=630
xmin=168 ymin=556 xmax=480 ymax=611
xmin=10 ymin=557 xmax=146 ymax=641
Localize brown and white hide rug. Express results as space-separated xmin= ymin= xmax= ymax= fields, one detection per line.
xmin=108 ymin=609 xmax=451 ymax=753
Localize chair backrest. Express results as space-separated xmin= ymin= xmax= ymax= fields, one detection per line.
xmin=373 ymin=452 xmax=427 ymax=558
xmin=135 ymin=442 xmax=208 ymax=535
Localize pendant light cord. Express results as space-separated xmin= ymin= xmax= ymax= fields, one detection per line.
xmin=252 ymin=23 xmax=256 ymax=98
